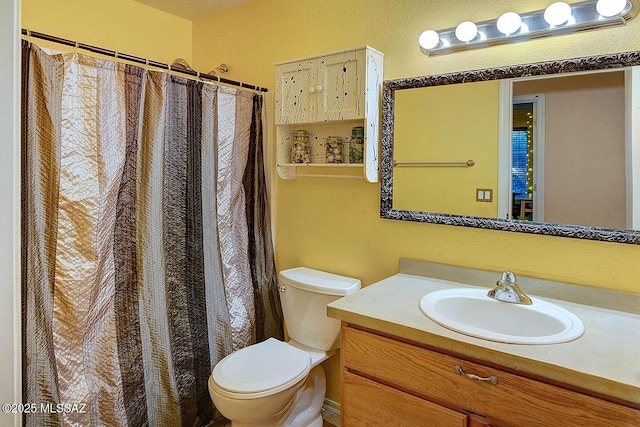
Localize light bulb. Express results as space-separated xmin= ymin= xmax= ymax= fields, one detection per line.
xmin=596 ymin=0 xmax=628 ymax=17
xmin=497 ymin=12 xmax=522 ymax=35
xmin=455 ymin=21 xmax=478 ymax=42
xmin=544 ymin=2 xmax=572 ymax=26
xmin=419 ymin=30 xmax=440 ymax=50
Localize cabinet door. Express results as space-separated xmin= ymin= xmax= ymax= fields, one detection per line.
xmin=343 ymin=327 xmax=640 ymax=427
xmin=275 ymin=59 xmax=318 ymax=124
xmin=343 ymin=371 xmax=468 ymax=427
xmin=317 ymin=49 xmax=365 ymax=121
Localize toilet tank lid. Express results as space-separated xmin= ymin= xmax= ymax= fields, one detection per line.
xmin=279 ymin=267 xmax=361 ymax=296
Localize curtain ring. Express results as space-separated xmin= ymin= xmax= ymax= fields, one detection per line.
xmin=114 ymin=51 xmax=119 ymax=59
xmin=74 ymin=41 xmax=79 ymax=50
xmin=25 ymin=29 xmax=32 ymax=48
xmin=145 ymin=58 xmax=150 ymax=66
xmin=196 ymin=71 xmax=200 ymax=79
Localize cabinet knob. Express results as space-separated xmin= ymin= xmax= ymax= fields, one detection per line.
xmin=315 ymin=85 xmax=323 ymax=92
xmin=309 ymin=86 xmax=315 ymax=93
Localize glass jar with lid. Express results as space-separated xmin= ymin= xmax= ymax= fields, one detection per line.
xmin=325 ymin=136 xmax=345 ymax=163
xmin=349 ymin=126 xmax=364 ymax=163
xmin=290 ymin=130 xmax=311 ymax=163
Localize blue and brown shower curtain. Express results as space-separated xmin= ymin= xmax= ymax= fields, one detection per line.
xmin=21 ymin=40 xmax=283 ymax=427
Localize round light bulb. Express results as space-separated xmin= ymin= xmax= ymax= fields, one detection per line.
xmin=497 ymin=12 xmax=522 ymax=35
xmin=544 ymin=2 xmax=572 ymax=26
xmin=418 ymin=30 xmax=440 ymax=50
xmin=596 ymin=0 xmax=628 ymax=17
xmin=455 ymin=21 xmax=478 ymax=42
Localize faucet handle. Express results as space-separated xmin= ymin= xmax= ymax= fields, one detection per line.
xmin=490 ymin=271 xmax=532 ymax=305
xmin=500 ymin=271 xmax=516 ymax=284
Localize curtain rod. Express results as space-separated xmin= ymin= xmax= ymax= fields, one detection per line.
xmin=21 ymin=29 xmax=268 ymax=93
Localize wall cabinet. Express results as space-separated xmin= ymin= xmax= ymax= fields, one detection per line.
xmin=274 ymin=47 xmax=383 ymax=182
xmin=276 ymin=50 xmax=363 ymax=123
xmin=341 ymin=325 xmax=640 ymax=427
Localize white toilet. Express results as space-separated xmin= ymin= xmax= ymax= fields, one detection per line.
xmin=208 ymin=267 xmax=361 ymax=427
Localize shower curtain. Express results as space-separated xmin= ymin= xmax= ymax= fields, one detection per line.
xmin=21 ymin=41 xmax=283 ymax=427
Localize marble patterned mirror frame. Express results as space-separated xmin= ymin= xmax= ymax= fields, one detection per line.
xmin=380 ymin=51 xmax=640 ymax=244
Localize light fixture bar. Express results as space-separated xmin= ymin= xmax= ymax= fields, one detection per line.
xmin=420 ymin=0 xmax=638 ymax=56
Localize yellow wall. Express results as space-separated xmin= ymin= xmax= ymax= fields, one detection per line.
xmin=22 ymin=0 xmax=192 ymax=64
xmin=393 ymin=81 xmax=499 ymax=216
xmin=192 ymin=0 xmax=640 ymax=293
xmin=192 ymin=0 xmax=640 ymax=403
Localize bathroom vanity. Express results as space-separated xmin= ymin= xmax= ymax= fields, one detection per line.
xmin=327 ymin=261 xmax=640 ymax=426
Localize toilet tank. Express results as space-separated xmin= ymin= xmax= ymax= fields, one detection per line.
xmin=279 ymin=267 xmax=360 ymax=351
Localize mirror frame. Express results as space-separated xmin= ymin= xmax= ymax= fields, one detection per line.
xmin=380 ymin=51 xmax=640 ymax=244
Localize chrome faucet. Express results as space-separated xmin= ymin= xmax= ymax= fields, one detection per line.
xmin=487 ymin=271 xmax=532 ymax=305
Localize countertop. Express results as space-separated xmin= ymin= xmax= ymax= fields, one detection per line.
xmin=327 ymin=272 xmax=640 ymax=405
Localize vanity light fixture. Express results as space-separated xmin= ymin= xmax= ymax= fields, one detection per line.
xmin=419 ymin=0 xmax=638 ymax=56
xmin=418 ymin=30 xmax=440 ymax=50
xmin=544 ymin=2 xmax=573 ymax=26
xmin=455 ymin=21 xmax=479 ymax=42
xmin=596 ymin=0 xmax=629 ymax=16
xmin=496 ymin=12 xmax=523 ymax=35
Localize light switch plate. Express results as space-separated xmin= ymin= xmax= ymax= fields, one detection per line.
xmin=476 ymin=188 xmax=493 ymax=202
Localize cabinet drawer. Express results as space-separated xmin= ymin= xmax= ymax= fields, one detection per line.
xmin=343 ymin=326 xmax=639 ymax=427
xmin=343 ymin=371 xmax=468 ymax=427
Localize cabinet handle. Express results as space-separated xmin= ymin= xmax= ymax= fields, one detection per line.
xmin=454 ymin=365 xmax=498 ymax=385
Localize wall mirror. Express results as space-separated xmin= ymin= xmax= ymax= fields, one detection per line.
xmin=380 ymin=51 xmax=640 ymax=244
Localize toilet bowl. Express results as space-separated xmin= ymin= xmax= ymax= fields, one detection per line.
xmin=208 ymin=267 xmax=361 ymax=427
xmin=208 ymin=338 xmax=315 ymax=427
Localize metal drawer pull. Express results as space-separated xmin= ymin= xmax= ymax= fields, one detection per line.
xmin=454 ymin=365 xmax=498 ymax=385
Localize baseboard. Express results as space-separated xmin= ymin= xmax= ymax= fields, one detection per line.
xmin=321 ymin=398 xmax=340 ymax=426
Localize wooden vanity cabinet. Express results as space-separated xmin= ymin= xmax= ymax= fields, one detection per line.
xmin=341 ymin=325 xmax=640 ymax=427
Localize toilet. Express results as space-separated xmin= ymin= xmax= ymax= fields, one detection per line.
xmin=208 ymin=267 xmax=361 ymax=427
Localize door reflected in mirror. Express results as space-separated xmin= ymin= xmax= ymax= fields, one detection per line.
xmin=511 ymin=100 xmax=536 ymax=221
xmin=510 ymin=72 xmax=626 ymax=230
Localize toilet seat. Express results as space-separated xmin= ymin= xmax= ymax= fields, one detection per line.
xmin=211 ymin=338 xmax=311 ymax=399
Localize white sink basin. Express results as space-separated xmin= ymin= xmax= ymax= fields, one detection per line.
xmin=419 ymin=288 xmax=584 ymax=344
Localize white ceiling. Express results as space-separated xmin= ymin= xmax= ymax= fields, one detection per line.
xmin=135 ymin=0 xmax=252 ymax=20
